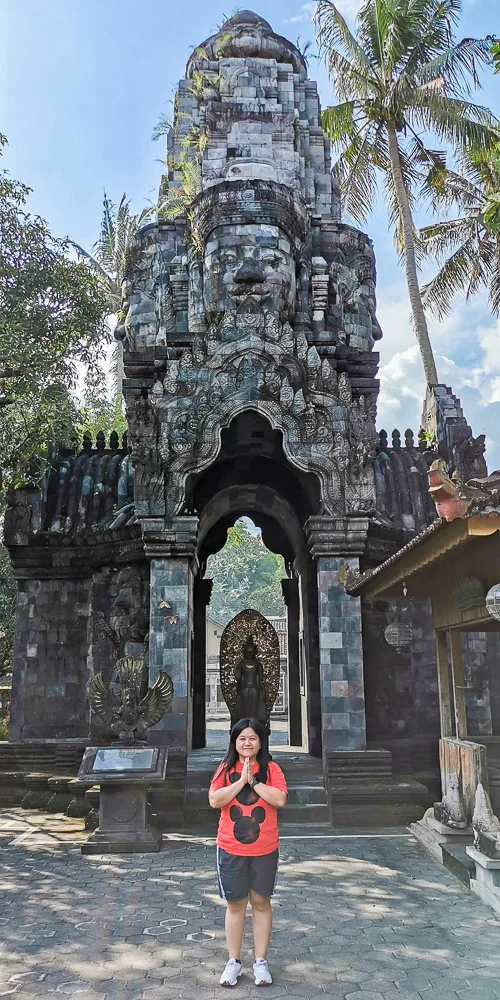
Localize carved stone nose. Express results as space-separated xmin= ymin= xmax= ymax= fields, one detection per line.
xmin=234 ymin=260 xmax=266 ymax=284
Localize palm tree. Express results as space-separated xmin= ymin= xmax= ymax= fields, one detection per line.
xmin=74 ymin=191 xmax=151 ymax=308
xmin=315 ymin=0 xmax=497 ymax=387
xmin=73 ymin=193 xmax=151 ymax=398
xmin=420 ymin=145 xmax=500 ymax=317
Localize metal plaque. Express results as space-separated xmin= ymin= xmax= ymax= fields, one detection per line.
xmin=92 ymin=748 xmax=157 ymax=773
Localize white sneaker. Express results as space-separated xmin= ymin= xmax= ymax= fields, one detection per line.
xmin=220 ymin=958 xmax=242 ymax=987
xmin=253 ymin=959 xmax=272 ymax=986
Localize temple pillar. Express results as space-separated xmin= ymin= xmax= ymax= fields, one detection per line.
xmin=142 ymin=517 xmax=198 ymax=753
xmin=305 ymin=517 xmax=369 ymax=751
xmin=192 ymin=578 xmax=213 ymax=750
xmin=282 ymin=577 xmax=302 ymax=747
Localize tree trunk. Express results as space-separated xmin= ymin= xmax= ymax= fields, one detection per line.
xmin=387 ymin=121 xmax=439 ymax=387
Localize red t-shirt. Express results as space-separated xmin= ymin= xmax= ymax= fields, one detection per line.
xmin=209 ymin=760 xmax=288 ymax=857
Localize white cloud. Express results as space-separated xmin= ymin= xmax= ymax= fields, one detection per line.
xmin=285 ymin=0 xmax=362 ymax=24
xmin=286 ymin=2 xmax=316 ymax=23
xmin=375 ymin=290 xmax=500 ymax=469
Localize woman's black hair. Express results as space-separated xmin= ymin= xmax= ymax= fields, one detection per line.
xmin=219 ymin=717 xmax=270 ymax=784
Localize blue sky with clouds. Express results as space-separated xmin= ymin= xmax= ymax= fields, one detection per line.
xmin=2 ymin=0 xmax=500 ymax=465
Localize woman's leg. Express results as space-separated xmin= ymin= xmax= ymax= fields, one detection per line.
xmin=225 ymin=897 xmax=248 ymax=959
xmin=249 ymin=889 xmax=272 ymax=960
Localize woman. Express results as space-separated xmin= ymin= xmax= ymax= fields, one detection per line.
xmin=209 ymin=717 xmax=288 ymax=988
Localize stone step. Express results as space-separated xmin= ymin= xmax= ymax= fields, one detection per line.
xmin=442 ymin=845 xmax=476 ymax=887
xmin=186 ymin=783 xmax=326 ymax=806
xmin=0 ymin=740 xmax=86 ymax=775
xmin=183 ymin=802 xmax=330 ymax=828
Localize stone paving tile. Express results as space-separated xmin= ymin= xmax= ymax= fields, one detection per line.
xmin=1 ymin=824 xmax=500 ymax=999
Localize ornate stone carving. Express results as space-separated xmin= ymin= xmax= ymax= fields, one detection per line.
xmin=125 ymin=394 xmax=165 ymax=515
xmin=88 ymin=655 xmax=173 ymax=744
xmin=219 ymin=610 xmax=281 ymax=729
xmin=109 ymin=566 xmax=150 ymax=654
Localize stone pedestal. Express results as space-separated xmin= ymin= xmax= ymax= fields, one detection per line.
xmin=467 ymin=847 xmax=500 ymax=916
xmin=410 ymin=808 xmax=473 ymax=864
xmin=82 ymin=783 xmax=162 ymax=855
xmin=76 ymin=746 xmax=168 ymax=854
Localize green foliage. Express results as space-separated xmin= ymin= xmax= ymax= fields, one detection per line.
xmin=71 ymin=192 xmax=152 ymax=312
xmin=420 ymin=143 xmax=500 ymax=315
xmin=206 ymin=521 xmax=287 ymax=626
xmin=78 ymin=361 xmax=127 ymax=443
xmin=0 ymin=136 xmax=109 ymax=496
xmin=72 ymin=190 xmax=151 ymax=438
xmin=492 ymin=40 xmax=500 ymax=74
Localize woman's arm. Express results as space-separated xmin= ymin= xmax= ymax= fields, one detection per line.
xmin=209 ymin=777 xmax=245 ymax=808
xmin=208 ymin=758 xmax=251 ymax=808
xmin=253 ymin=781 xmax=287 ymax=809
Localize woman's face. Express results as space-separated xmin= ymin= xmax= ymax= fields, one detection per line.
xmin=235 ymin=727 xmax=261 ymax=759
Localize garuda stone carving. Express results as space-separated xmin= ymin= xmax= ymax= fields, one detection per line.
xmin=117 ymin=11 xmax=383 ymax=520
xmin=88 ymin=656 xmax=174 ymax=745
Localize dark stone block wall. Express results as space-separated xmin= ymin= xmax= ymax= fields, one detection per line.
xmin=362 ymin=599 xmax=440 ymax=747
xmin=10 ymin=577 xmax=91 ymax=740
xmin=462 ymin=631 xmax=499 ymax=737
xmin=362 ymin=598 xmax=500 ymax=762
xmin=318 ymin=556 xmax=366 ymax=751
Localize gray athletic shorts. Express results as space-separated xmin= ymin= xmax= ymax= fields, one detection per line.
xmin=216 ymin=847 xmax=279 ymax=901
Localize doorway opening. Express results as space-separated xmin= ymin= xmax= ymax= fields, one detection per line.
xmin=204 ymin=517 xmax=290 ymax=751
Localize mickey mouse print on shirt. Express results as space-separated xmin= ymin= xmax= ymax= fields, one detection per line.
xmin=229 ymin=804 xmax=266 ymax=844
xmin=209 ymin=759 xmax=288 ymax=857
xmin=229 ymin=770 xmax=259 ymax=806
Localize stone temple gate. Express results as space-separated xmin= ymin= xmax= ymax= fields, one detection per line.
xmin=114 ymin=9 xmax=382 ymax=761
xmin=5 ymin=11 xmax=500 ymax=827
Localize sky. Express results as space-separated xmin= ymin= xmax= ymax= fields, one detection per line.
xmin=2 ymin=0 xmax=500 ymax=466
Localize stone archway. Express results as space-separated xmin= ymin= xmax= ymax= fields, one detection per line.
xmin=191 ymin=466 xmax=320 ymax=755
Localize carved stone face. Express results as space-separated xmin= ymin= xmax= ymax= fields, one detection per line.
xmin=110 ymin=567 xmax=149 ymax=645
xmin=203 ymin=224 xmax=297 ymax=324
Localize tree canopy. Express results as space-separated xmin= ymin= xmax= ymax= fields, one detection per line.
xmin=206 ymin=521 xmax=286 ymax=625
xmin=0 ymin=136 xmax=109 ymax=496
xmin=315 ymin=0 xmax=498 ymax=388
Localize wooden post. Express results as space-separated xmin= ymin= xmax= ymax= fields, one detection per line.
xmin=450 ymin=629 xmax=468 ymax=740
xmin=436 ymin=630 xmax=453 ymax=737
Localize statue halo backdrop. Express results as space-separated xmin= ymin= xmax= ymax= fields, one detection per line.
xmin=219 ymin=609 xmax=281 ymax=729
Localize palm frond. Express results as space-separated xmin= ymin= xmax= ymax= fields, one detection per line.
xmin=489 ymin=248 xmax=500 ymax=314
xmin=417 ymin=36 xmax=494 ymax=94
xmin=421 ymin=230 xmax=486 ymax=316
xmin=332 ymin=121 xmax=387 ymax=224
xmin=321 ymin=101 xmax=359 ymax=145
xmin=410 ymin=93 xmax=498 ymax=154
xmin=315 ymin=1 xmax=379 ymax=83
xmin=420 ymin=216 xmax=479 ymax=256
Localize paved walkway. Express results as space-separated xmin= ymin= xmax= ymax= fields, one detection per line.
xmin=1 ymin=812 xmax=500 ymax=1000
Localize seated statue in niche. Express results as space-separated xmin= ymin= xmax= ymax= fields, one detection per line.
xmin=233 ymin=634 xmax=267 ymax=727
